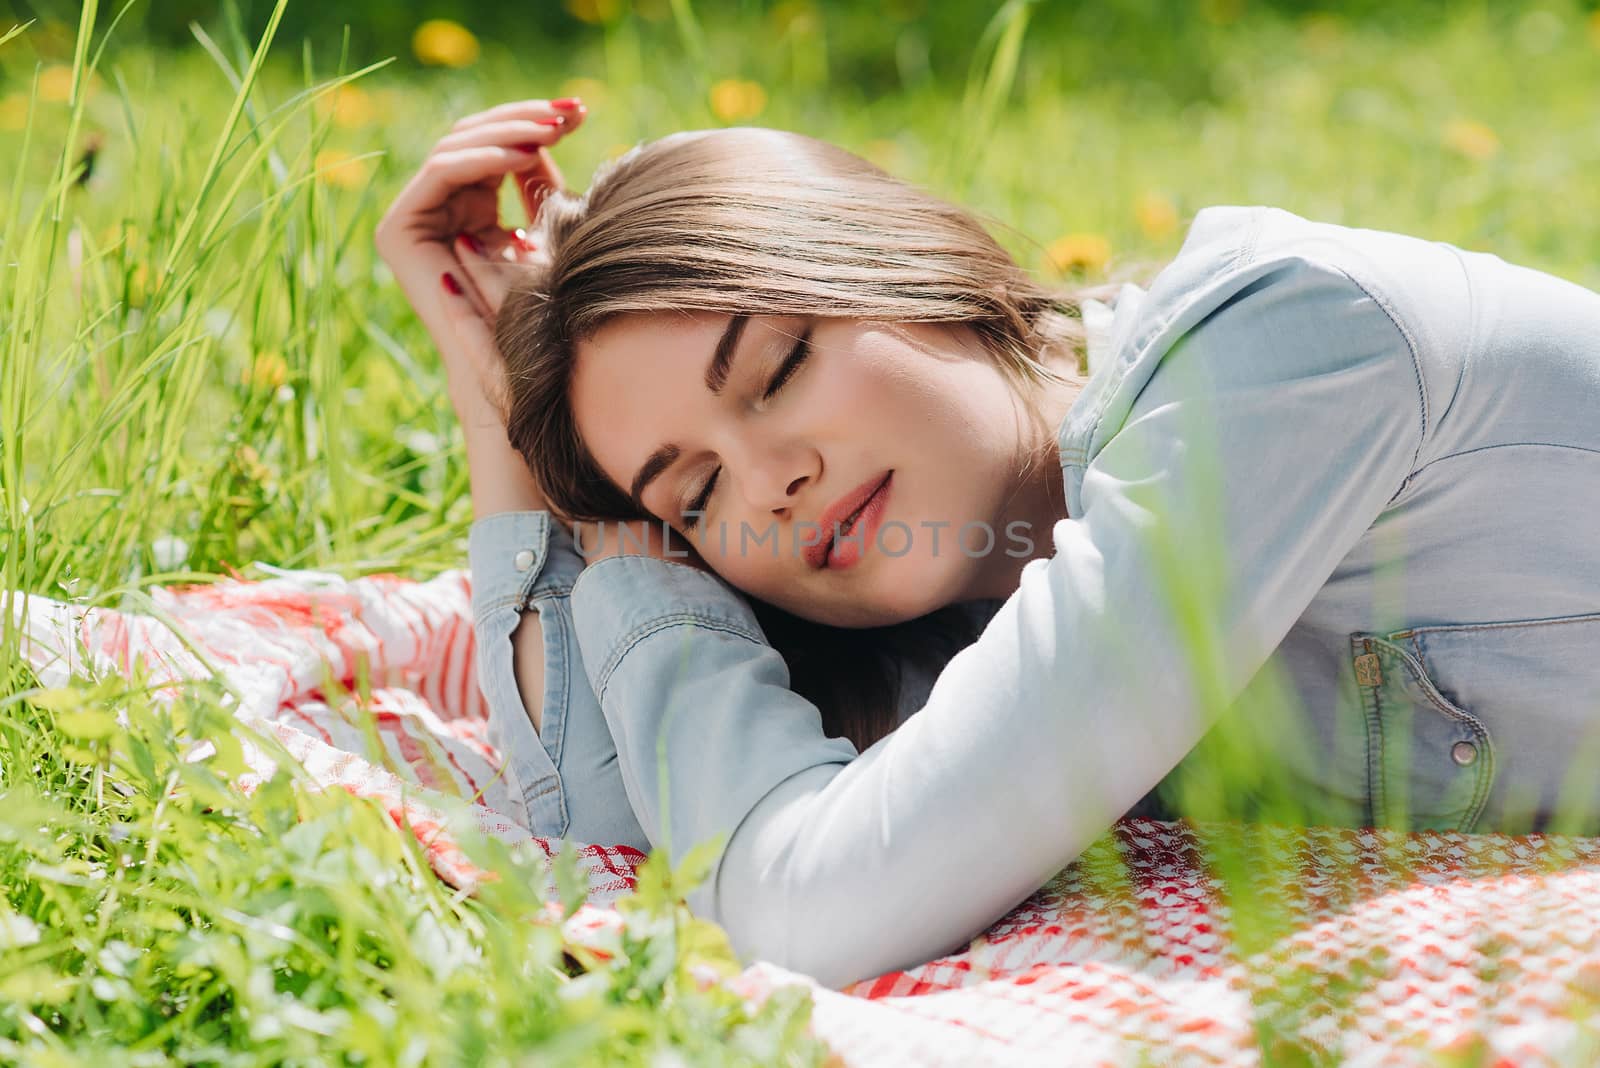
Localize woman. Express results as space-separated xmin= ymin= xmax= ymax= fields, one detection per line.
xmin=376 ymin=98 xmax=1600 ymax=989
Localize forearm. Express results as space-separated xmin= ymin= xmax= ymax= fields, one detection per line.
xmin=457 ymin=385 xmax=546 ymax=518
xmin=567 ymin=551 xmax=1179 ymax=988
xmin=468 ymin=511 xmax=650 ymax=850
xmin=461 ymin=416 xmax=551 ymax=734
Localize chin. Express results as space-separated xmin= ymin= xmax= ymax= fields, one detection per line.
xmin=790 ymin=559 xmax=968 ymax=630
xmin=869 ymin=543 xmax=976 ymax=620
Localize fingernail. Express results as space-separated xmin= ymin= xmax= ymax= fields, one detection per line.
xmin=515 ymin=142 xmax=543 ymax=153
xmin=441 ymin=272 xmax=463 ymax=296
xmin=513 ymin=227 xmax=537 ymax=250
xmin=551 ymin=97 xmax=582 ymax=110
xmin=457 ymin=232 xmax=485 ymax=255
xmin=534 ymin=117 xmax=564 ymax=127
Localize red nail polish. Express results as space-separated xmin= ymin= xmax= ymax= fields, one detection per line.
xmin=458 ymin=232 xmax=484 ymax=255
xmin=534 ymin=117 xmax=563 ymax=127
xmin=513 ymin=227 xmax=537 ymax=250
xmin=516 ymin=142 xmax=542 ymax=153
xmin=441 ymin=272 xmax=463 ymax=296
xmin=551 ymin=97 xmax=581 ymax=110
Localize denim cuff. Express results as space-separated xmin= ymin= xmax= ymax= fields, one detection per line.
xmin=469 ymin=509 xmax=601 ymax=608
xmin=568 ymin=555 xmax=767 ymax=700
xmin=467 ymin=510 xmax=552 ymax=619
xmin=467 ymin=511 xmax=562 ymax=834
xmin=465 ymin=510 xmax=653 ymax=850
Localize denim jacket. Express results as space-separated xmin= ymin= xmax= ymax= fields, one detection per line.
xmin=469 ymin=204 xmax=1600 ymax=989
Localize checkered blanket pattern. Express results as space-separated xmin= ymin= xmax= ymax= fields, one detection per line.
xmin=14 ymin=566 xmax=1600 ymax=1065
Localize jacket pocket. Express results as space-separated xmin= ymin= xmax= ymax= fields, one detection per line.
xmin=1401 ymin=612 xmax=1600 ymax=832
xmin=1351 ymin=609 xmax=1600 ymax=833
xmin=1348 ymin=630 xmax=1496 ymax=833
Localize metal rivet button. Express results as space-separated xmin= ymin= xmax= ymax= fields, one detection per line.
xmin=1450 ymin=740 xmax=1478 ymax=767
xmin=513 ymin=549 xmax=535 ymax=572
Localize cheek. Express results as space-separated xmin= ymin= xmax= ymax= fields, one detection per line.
xmin=849 ymin=329 xmax=989 ymax=425
xmin=813 ymin=350 xmax=929 ymax=429
xmin=695 ymin=528 xmax=788 ymax=589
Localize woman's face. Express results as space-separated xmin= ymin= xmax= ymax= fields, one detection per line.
xmin=569 ymin=312 xmax=1049 ymax=627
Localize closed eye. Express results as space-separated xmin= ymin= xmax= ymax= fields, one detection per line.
xmin=682 ymin=323 xmax=813 ymax=530
xmin=762 ymin=325 xmax=812 ymax=401
xmin=682 ymin=468 xmax=718 ymax=530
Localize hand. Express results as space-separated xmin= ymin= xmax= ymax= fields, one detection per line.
xmin=377 ymin=97 xmax=586 ymax=518
xmin=374 ymin=96 xmax=587 ymax=421
xmin=571 ymin=518 xmax=713 ymax=573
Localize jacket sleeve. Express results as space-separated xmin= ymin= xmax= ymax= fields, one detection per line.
xmin=567 ymin=256 xmax=1428 ymax=989
xmin=468 ymin=510 xmax=650 ymax=852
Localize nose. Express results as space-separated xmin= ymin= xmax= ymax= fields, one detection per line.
xmin=735 ymin=436 xmax=817 ymax=516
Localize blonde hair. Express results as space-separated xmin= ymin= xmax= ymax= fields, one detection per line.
xmin=492 ymin=126 xmax=1148 ymax=749
xmin=495 ymin=126 xmax=1129 ymax=524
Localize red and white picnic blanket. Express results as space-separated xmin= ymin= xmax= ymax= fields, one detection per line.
xmin=15 ymin=566 xmax=1600 ymax=1065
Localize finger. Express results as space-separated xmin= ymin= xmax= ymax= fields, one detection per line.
xmin=443 ymin=256 xmax=494 ymax=323
xmin=439 ymin=269 xmax=508 ymax=407
xmin=439 ymin=118 xmax=578 ymax=226
xmin=449 ymin=98 xmax=587 ymax=135
xmin=400 ymin=145 xmax=547 ymax=214
xmin=432 ymin=119 xmax=574 ymax=226
xmin=438 ymin=105 xmax=586 ymax=226
xmin=433 ymin=117 xmax=574 ymax=155
xmin=453 ymin=232 xmax=525 ymax=316
xmin=379 ymin=227 xmax=471 ymax=301
xmin=440 ymin=268 xmax=494 ymax=338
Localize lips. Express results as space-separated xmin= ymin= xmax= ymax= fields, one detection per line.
xmin=804 ymin=470 xmax=893 ymax=570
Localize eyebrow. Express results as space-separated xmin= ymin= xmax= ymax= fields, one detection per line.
xmin=627 ymin=314 xmax=750 ymax=511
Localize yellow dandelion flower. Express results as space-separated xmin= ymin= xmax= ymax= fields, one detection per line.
xmin=709 ymin=79 xmax=767 ymax=123
xmin=127 ymin=263 xmax=150 ymax=307
xmin=38 ymin=65 xmax=78 ymax=103
xmin=314 ymin=149 xmax=374 ymax=189
xmin=412 ymin=19 xmax=480 ymax=68
xmin=236 ymin=444 xmax=274 ymax=482
xmin=1046 ymin=233 xmax=1111 ymax=276
xmin=1134 ymin=192 xmax=1179 ymax=240
xmin=565 ymin=0 xmax=623 ymax=23
xmin=242 ymin=351 xmax=289 ymax=391
xmin=0 ymin=94 xmax=29 ymax=131
xmin=101 ymin=221 xmax=144 ymax=257
xmin=1443 ymin=118 xmax=1500 ymax=162
xmin=314 ymin=85 xmax=375 ymax=128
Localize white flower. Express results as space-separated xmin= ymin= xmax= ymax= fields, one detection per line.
xmin=402 ymin=429 xmax=442 ymax=456
xmin=0 ymin=911 xmax=40 ymax=949
xmin=151 ymin=535 xmax=189 ymax=571
xmin=203 ymin=308 xmax=239 ymax=341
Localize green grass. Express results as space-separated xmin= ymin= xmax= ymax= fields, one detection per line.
xmin=2 ymin=0 xmax=1599 ymax=1061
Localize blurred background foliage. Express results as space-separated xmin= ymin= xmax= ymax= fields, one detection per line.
xmin=6 ymin=0 xmax=1600 ymax=286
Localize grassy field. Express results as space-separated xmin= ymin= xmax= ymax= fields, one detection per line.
xmin=2 ymin=0 xmax=1599 ymax=1061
